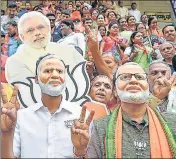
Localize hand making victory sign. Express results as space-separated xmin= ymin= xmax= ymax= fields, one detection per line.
xmin=153 ymin=72 xmax=176 ymax=100
xmin=71 ymin=106 xmax=95 ymax=156
xmin=1 ymin=84 xmax=20 ymax=132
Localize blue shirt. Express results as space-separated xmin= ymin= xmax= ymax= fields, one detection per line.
xmin=51 ymin=26 xmax=62 ymax=42
xmin=18 ymin=9 xmax=26 ymax=18
xmin=8 ymin=37 xmax=21 ymax=57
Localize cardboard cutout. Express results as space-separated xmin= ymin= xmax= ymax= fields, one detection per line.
xmin=5 ymin=43 xmax=91 ymax=108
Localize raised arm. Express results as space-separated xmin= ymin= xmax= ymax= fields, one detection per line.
xmin=85 ymin=26 xmax=113 ymax=80
xmin=1 ymin=85 xmax=19 ymax=158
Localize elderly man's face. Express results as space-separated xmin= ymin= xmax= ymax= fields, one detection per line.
xmin=116 ymin=65 xmax=149 ymax=104
xmin=37 ymin=58 xmax=66 ymax=96
xmin=163 ymin=26 xmax=176 ymax=42
xmin=89 ymin=76 xmax=113 ymax=104
xmin=39 ymin=58 xmax=65 ymax=86
xmin=21 ymin=17 xmax=50 ymax=49
xmin=117 ymin=65 xmax=148 ymax=92
xmin=160 ymin=43 xmax=175 ymax=60
xmin=148 ymin=63 xmax=171 ymax=91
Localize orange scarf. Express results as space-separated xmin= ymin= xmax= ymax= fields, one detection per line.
xmin=115 ymin=106 xmax=173 ymax=158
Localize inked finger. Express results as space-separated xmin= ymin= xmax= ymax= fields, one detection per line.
xmin=86 ymin=110 xmax=95 ymax=127
xmin=79 ymin=106 xmax=86 ymax=123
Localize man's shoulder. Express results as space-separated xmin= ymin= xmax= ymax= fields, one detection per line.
xmin=161 ymin=112 xmax=176 ymax=135
xmin=93 ymin=115 xmax=110 ymax=130
xmin=17 ymin=103 xmax=41 ymax=114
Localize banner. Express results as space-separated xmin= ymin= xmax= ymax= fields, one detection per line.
xmin=147 ymin=12 xmax=172 ymax=23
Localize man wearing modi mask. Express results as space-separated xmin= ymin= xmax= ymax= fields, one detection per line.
xmin=70 ymin=62 xmax=176 ymax=158
xmin=1 ymin=54 xmax=95 ymax=158
xmin=5 ymin=11 xmax=89 ymax=107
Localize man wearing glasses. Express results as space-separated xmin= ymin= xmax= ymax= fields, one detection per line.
xmin=71 ymin=62 xmax=176 ymax=158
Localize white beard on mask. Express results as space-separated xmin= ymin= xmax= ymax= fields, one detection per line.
xmin=116 ymin=87 xmax=150 ymax=104
xmin=38 ymin=77 xmax=66 ymax=97
xmin=23 ymin=32 xmax=51 ymax=49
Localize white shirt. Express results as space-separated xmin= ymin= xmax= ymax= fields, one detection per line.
xmin=13 ymin=98 xmax=83 ymax=158
xmin=57 ymin=32 xmax=86 ymax=57
xmin=128 ymin=9 xmax=141 ymax=22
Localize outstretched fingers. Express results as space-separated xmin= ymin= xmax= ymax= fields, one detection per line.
xmin=9 ymin=85 xmax=19 ymax=105
xmin=79 ymin=106 xmax=86 ymax=123
xmin=86 ymin=110 xmax=95 ymax=127
xmin=1 ymin=84 xmax=8 ymax=104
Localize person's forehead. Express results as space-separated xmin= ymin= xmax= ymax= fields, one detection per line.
xmin=93 ymin=76 xmax=112 ymax=85
xmin=9 ymin=7 xmax=17 ymax=10
xmin=23 ymin=17 xmax=46 ymax=29
xmin=86 ymin=20 xmax=92 ymax=23
xmin=118 ymin=65 xmax=145 ymax=74
xmin=40 ymin=58 xmax=65 ymax=70
xmin=165 ymin=26 xmax=175 ymax=31
xmin=149 ymin=63 xmax=168 ymax=71
xmin=160 ymin=43 xmax=173 ymax=49
xmin=48 ymin=15 xmax=55 ymax=19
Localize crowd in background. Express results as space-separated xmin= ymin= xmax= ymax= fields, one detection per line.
xmin=1 ymin=0 xmax=176 ymax=109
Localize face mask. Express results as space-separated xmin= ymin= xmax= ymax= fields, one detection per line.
xmin=38 ymin=77 xmax=66 ymax=97
xmin=116 ymin=87 xmax=150 ymax=104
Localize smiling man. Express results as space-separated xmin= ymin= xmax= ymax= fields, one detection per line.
xmin=1 ymin=54 xmax=94 ymax=158
xmin=72 ymin=62 xmax=176 ymax=158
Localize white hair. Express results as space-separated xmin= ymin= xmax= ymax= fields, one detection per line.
xmin=18 ymin=11 xmax=51 ymax=41
xmin=146 ymin=61 xmax=170 ymax=74
xmin=159 ymin=41 xmax=174 ymax=51
xmin=115 ymin=62 xmax=143 ymax=80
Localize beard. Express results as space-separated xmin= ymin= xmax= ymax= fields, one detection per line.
xmin=116 ymin=87 xmax=150 ymax=104
xmin=24 ymin=32 xmax=51 ymax=49
xmin=38 ymin=77 xmax=66 ymax=97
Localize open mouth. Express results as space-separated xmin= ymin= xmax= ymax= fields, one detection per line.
xmin=96 ymin=92 xmax=106 ymax=98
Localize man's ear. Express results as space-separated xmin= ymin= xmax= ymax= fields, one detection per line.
xmin=35 ymin=76 xmax=39 ymax=84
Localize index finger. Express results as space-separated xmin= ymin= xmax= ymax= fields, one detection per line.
xmin=79 ymin=106 xmax=86 ymax=123
xmin=86 ymin=110 xmax=95 ymax=127
xmin=9 ymin=85 xmax=19 ymax=104
xmin=1 ymin=83 xmax=8 ymax=104
xmin=84 ymin=25 xmax=91 ymax=35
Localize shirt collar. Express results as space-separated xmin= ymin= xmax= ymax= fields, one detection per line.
xmin=122 ymin=111 xmax=148 ymax=126
xmin=32 ymin=97 xmax=74 ymax=114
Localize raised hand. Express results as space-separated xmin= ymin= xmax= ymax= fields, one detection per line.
xmin=85 ymin=25 xmax=99 ymax=52
xmin=71 ymin=106 xmax=95 ymax=155
xmin=153 ymin=72 xmax=176 ymax=100
xmin=1 ymin=84 xmax=20 ymax=132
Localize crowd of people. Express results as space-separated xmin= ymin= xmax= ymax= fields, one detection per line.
xmin=1 ymin=0 xmax=176 ymax=158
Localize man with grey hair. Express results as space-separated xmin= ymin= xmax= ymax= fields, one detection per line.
xmin=1 ymin=54 xmax=94 ymax=158
xmin=71 ymin=62 xmax=176 ymax=158
xmin=147 ymin=61 xmax=176 ymax=113
xmin=159 ymin=42 xmax=175 ymax=74
xmin=6 ymin=11 xmax=84 ymax=84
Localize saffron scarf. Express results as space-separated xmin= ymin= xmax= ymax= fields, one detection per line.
xmin=106 ymin=106 xmax=176 ymax=158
